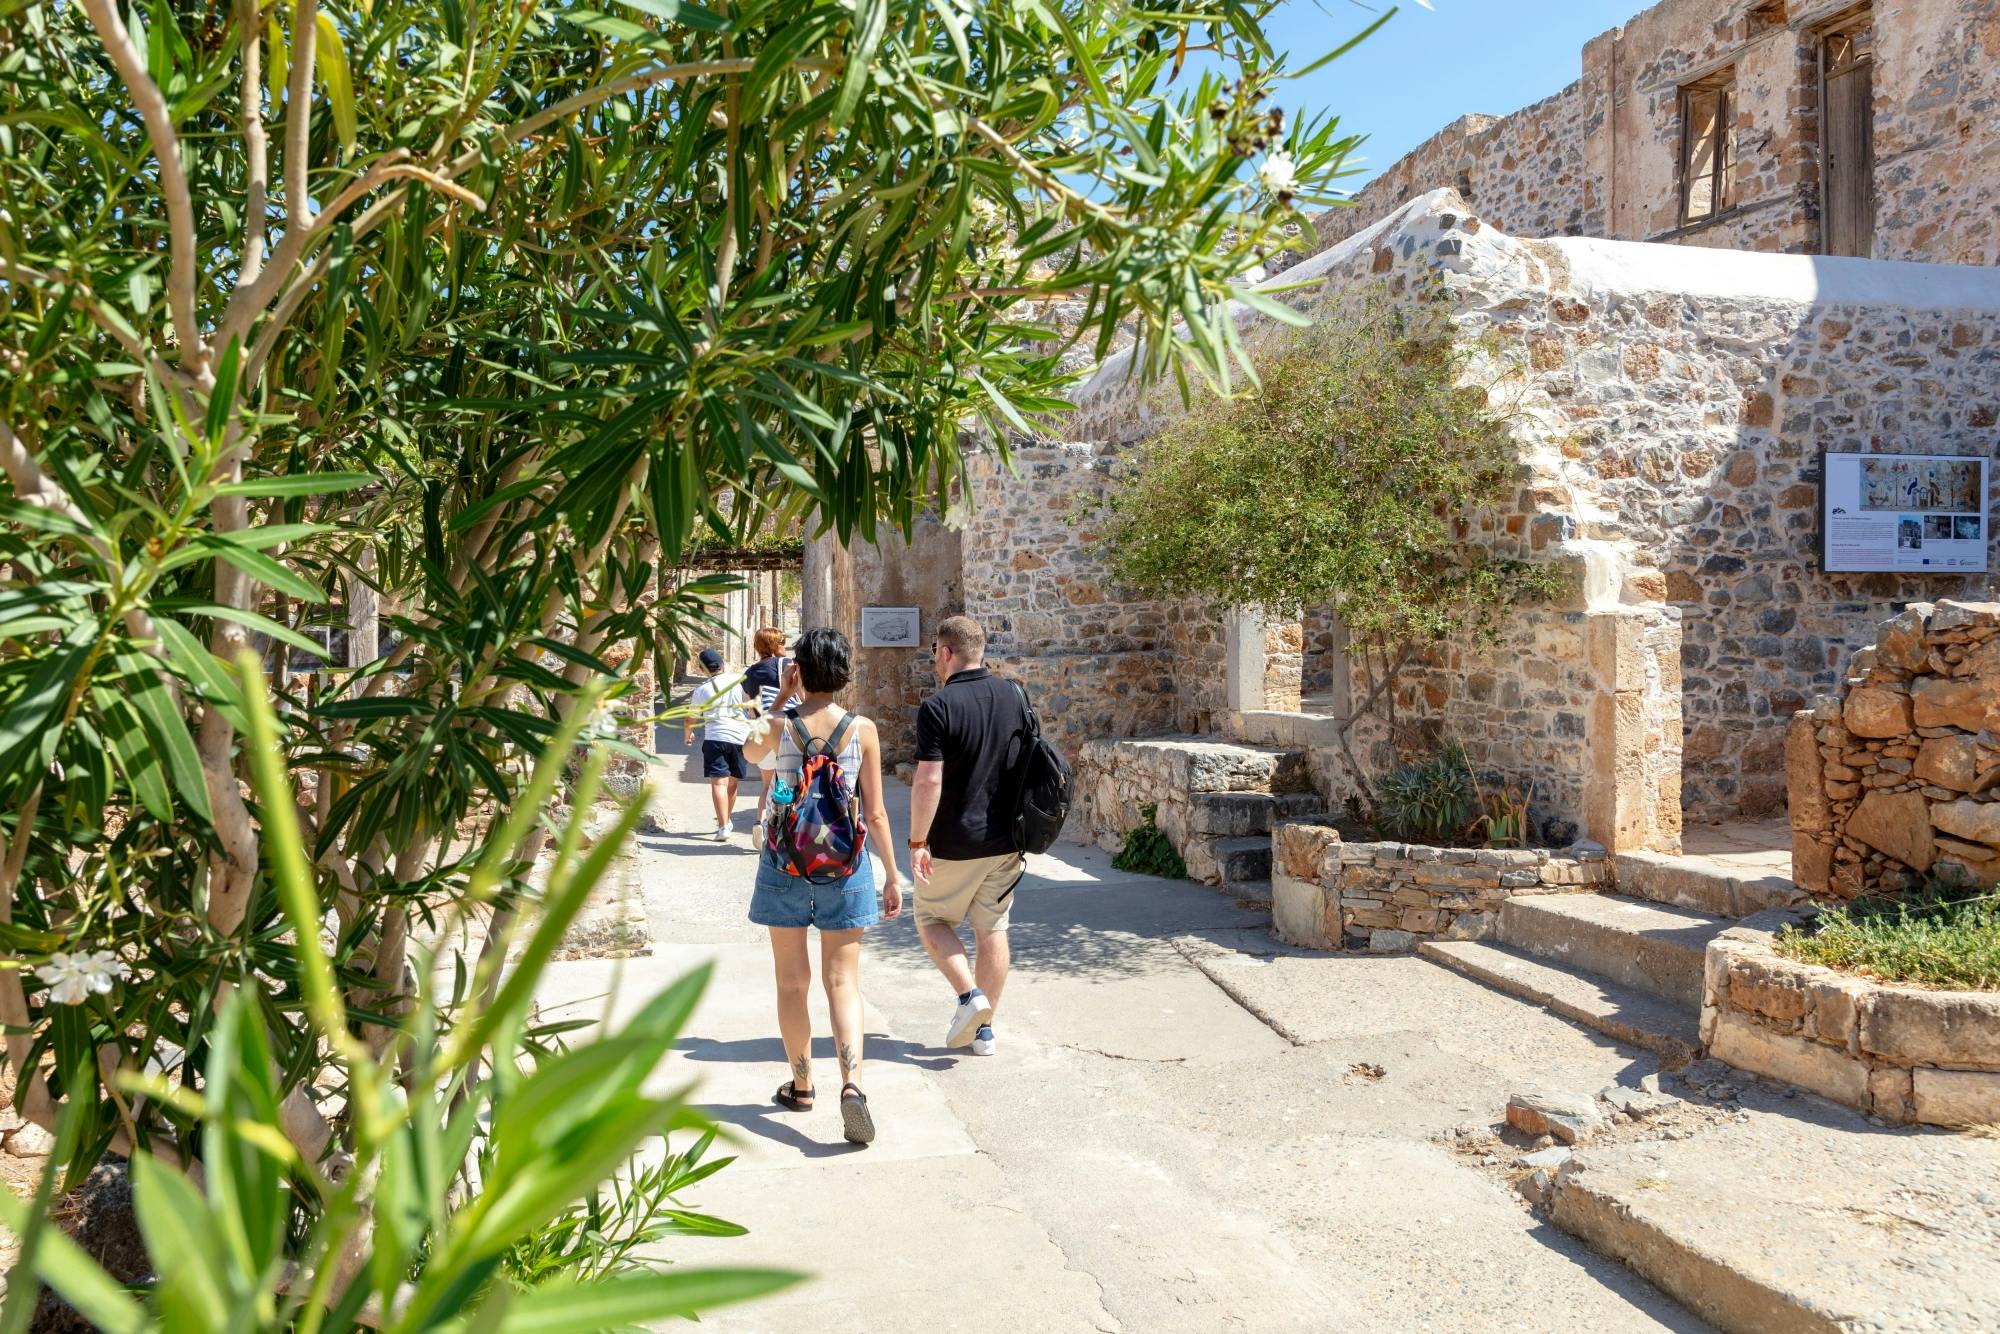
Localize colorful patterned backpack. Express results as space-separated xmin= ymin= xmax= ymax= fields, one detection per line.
xmin=764 ymin=710 xmax=868 ymax=884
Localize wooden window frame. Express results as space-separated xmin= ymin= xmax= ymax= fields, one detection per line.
xmin=1677 ymin=73 xmax=1735 ymax=226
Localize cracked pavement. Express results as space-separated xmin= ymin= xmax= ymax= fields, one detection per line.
xmin=531 ymin=739 xmax=1711 ymax=1332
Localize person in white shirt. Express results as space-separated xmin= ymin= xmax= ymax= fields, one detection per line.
xmin=684 ymin=647 xmax=752 ymax=841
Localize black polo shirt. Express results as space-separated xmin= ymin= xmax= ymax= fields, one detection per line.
xmin=915 ymin=666 xmax=1028 ymax=861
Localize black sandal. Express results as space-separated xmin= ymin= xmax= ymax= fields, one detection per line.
xmin=774 ymin=1080 xmax=815 ymax=1112
xmin=840 ymin=1083 xmax=875 ymax=1145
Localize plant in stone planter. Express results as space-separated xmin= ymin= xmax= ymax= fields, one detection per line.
xmin=1373 ymin=742 xmax=1477 ymax=844
xmin=1777 ymin=870 xmax=2000 ymax=990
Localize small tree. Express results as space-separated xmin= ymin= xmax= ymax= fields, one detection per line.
xmin=1101 ymin=295 xmax=1568 ymax=810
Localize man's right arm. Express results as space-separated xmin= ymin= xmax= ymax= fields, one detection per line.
xmin=910 ymin=698 xmax=948 ymax=882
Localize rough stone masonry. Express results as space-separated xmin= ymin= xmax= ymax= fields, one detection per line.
xmin=1789 ymin=598 xmax=2000 ymax=898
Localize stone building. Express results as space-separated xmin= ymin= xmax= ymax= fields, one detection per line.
xmin=810 ymin=0 xmax=2000 ymax=856
xmin=1305 ymin=0 xmax=2000 ymax=267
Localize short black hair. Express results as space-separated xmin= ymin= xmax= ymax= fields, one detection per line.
xmin=793 ymin=627 xmax=852 ymax=694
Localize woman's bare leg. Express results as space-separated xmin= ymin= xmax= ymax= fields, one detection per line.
xmin=769 ymin=927 xmax=814 ymax=1095
xmin=820 ymin=928 xmax=865 ymax=1089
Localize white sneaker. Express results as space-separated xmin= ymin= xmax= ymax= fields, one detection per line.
xmin=946 ymin=992 xmax=993 ymax=1048
xmin=970 ymin=1025 xmax=996 ymax=1057
xmin=711 ymin=824 xmax=729 ymax=842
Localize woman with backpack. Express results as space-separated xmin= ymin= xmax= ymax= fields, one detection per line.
xmin=740 ymin=627 xmax=903 ymax=1146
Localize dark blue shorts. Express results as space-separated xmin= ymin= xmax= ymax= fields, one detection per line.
xmin=701 ymin=740 xmax=747 ymax=779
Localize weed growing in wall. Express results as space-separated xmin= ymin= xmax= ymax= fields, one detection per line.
xmin=1114 ymin=804 xmax=1189 ymax=879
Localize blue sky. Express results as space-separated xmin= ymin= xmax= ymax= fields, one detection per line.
xmin=1266 ymin=0 xmax=1630 ymax=191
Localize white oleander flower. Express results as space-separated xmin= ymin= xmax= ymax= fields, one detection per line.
xmin=1257 ymin=151 xmax=1297 ymax=198
xmin=38 ymin=950 xmax=125 ymax=1006
xmin=745 ymin=715 xmax=774 ymax=746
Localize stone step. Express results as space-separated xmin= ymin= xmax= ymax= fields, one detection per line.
xmin=1215 ymin=836 xmax=1273 ymax=887
xmin=1223 ymin=878 xmax=1274 ymax=908
xmin=1548 ymin=1087 xmax=2000 ymax=1334
xmin=1613 ymin=850 xmax=1805 ymax=918
xmin=1497 ymin=894 xmax=1732 ymax=1009
xmin=1418 ymin=940 xmax=1700 ymax=1059
xmin=1189 ymin=790 xmax=1324 ymax=838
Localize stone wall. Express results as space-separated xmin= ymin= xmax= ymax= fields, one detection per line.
xmin=1788 ymin=599 xmax=2000 ymax=898
xmin=1704 ymin=912 xmax=2000 ymax=1127
xmin=827 ymin=512 xmax=962 ymax=763
xmin=1453 ymin=237 xmax=2000 ymax=820
xmin=1074 ymin=736 xmax=1316 ymax=883
xmin=961 ymin=442 xmax=1224 ymax=763
xmin=1312 ymin=82 xmax=1602 ymax=255
xmin=1299 ymin=0 xmax=1999 ymax=267
xmin=1271 ymin=820 xmax=1612 ymax=952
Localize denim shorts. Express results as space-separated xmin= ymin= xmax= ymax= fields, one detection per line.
xmin=748 ymin=849 xmax=882 ymax=931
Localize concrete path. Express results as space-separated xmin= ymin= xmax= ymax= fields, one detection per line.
xmin=533 ymin=736 xmax=1711 ymax=1332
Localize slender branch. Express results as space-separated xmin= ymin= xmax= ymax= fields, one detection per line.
xmin=77 ymin=0 xmax=206 ymax=374
xmin=286 ymin=0 xmax=320 ymax=233
xmin=0 ymin=258 xmax=189 ymax=391
xmin=239 ymin=0 xmax=270 ymax=286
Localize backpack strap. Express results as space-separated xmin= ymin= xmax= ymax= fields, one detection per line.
xmin=1012 ymin=680 xmax=1041 ymax=740
xmin=824 ymin=711 xmax=860 ymax=759
xmin=785 ymin=707 xmax=814 ymax=755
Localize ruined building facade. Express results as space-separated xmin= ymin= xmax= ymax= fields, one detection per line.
xmin=1307 ymin=0 xmax=1999 ymax=269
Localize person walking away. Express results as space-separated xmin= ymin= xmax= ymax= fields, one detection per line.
xmin=907 ymin=615 xmax=1025 ymax=1056
xmin=742 ymin=627 xmax=791 ymax=833
xmin=741 ymin=628 xmax=904 ymax=1144
xmin=684 ymin=647 xmax=750 ymax=841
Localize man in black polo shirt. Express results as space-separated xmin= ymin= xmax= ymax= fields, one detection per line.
xmin=907 ymin=615 xmax=1026 ymax=1057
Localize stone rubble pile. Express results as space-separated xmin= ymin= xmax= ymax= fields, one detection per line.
xmin=1788 ymin=599 xmax=2000 ymax=898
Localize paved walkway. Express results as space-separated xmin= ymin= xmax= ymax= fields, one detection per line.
xmin=533 ymin=738 xmax=1710 ymax=1332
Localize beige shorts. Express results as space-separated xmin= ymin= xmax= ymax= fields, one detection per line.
xmin=915 ymin=852 xmax=1025 ymax=932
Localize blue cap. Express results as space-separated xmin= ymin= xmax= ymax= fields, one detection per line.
xmin=698 ymin=648 xmax=724 ymax=671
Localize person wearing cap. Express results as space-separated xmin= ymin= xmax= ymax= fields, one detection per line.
xmin=684 ymin=647 xmax=752 ymax=841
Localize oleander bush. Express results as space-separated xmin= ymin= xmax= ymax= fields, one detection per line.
xmin=1 ymin=0 xmax=1372 ymax=1315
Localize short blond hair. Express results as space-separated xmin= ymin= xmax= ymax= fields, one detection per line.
xmin=935 ymin=615 xmax=985 ymax=661
xmin=753 ymin=626 xmax=786 ymax=659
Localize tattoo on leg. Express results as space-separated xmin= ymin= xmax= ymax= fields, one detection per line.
xmin=838 ymin=1041 xmax=859 ymax=1078
xmin=792 ymin=1053 xmax=811 ymax=1088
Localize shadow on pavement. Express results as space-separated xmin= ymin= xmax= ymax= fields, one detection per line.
xmin=678 ymin=1032 xmax=958 ymax=1073
xmin=701 ymin=1101 xmax=870 ymax=1159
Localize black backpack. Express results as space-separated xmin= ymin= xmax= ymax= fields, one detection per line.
xmin=1009 ymin=682 xmax=1072 ymax=855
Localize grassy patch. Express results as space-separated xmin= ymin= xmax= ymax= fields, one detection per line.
xmin=1777 ymin=878 xmax=2000 ymax=990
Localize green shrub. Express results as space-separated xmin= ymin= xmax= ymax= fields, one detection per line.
xmin=1777 ymin=873 xmax=2000 ymax=990
xmin=1114 ymin=804 xmax=1188 ymax=879
xmin=1375 ymin=743 xmax=1478 ymax=845
xmin=0 ymin=668 xmax=797 ymax=1330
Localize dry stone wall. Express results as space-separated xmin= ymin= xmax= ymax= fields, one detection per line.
xmin=1272 ymin=820 xmax=1611 ymax=953
xmin=1704 ymin=913 xmax=2000 ymax=1127
xmin=1788 ymin=599 xmax=2000 ymax=897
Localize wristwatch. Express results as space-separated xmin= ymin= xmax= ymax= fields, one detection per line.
xmin=907 ymin=838 xmax=929 ymax=850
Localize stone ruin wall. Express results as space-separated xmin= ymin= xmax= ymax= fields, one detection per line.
xmin=958 ymin=444 xmax=1222 ymax=766
xmin=1476 ymin=258 xmax=2000 ymax=820
xmin=1292 ymin=0 xmax=1999 ymax=270
xmin=1307 ymin=82 xmax=1602 ymax=259
xmin=1788 ymin=599 xmax=2000 ymax=899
